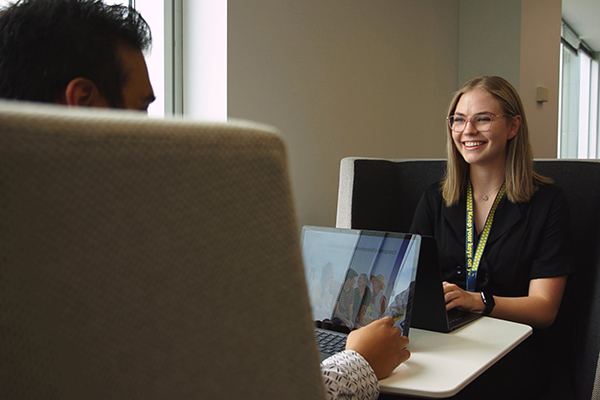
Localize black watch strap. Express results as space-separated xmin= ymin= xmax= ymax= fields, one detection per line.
xmin=480 ymin=291 xmax=495 ymax=316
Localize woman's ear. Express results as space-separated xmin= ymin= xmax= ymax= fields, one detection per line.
xmin=64 ymin=78 xmax=110 ymax=107
xmin=508 ymin=115 xmax=522 ymax=140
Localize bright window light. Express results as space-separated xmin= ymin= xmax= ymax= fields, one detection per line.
xmin=559 ymin=21 xmax=600 ymax=160
xmin=182 ymin=0 xmax=227 ymax=120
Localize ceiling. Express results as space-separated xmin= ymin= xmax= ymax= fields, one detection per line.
xmin=562 ymin=0 xmax=600 ymax=52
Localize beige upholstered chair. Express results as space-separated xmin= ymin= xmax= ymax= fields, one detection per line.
xmin=0 ymin=101 xmax=325 ymax=400
xmin=336 ymin=156 xmax=600 ymax=400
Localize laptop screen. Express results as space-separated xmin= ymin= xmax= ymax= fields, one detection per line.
xmin=301 ymin=226 xmax=421 ymax=336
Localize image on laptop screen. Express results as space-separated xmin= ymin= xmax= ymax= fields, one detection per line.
xmin=301 ymin=226 xmax=421 ymax=336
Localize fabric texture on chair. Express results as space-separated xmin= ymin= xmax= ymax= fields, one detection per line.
xmin=592 ymin=355 xmax=600 ymax=400
xmin=0 ymin=101 xmax=325 ymax=400
xmin=336 ymin=157 xmax=600 ymax=400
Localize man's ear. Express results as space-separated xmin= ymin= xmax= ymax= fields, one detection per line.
xmin=64 ymin=78 xmax=110 ymax=107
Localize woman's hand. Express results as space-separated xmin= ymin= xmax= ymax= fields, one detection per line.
xmin=442 ymin=276 xmax=568 ymax=328
xmin=442 ymin=282 xmax=484 ymax=312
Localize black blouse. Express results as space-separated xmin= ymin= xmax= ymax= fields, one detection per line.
xmin=410 ymin=182 xmax=574 ymax=297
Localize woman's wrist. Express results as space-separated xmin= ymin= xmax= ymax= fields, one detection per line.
xmin=480 ymin=291 xmax=495 ymax=316
xmin=472 ymin=291 xmax=486 ymax=312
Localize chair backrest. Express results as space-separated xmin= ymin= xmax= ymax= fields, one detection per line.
xmin=0 ymin=101 xmax=325 ymax=400
xmin=336 ymin=156 xmax=600 ymax=400
xmin=336 ymin=158 xmax=446 ymax=233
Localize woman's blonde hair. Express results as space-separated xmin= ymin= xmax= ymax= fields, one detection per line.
xmin=442 ymin=76 xmax=551 ymax=206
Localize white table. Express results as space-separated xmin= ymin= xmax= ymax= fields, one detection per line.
xmin=380 ymin=317 xmax=532 ymax=398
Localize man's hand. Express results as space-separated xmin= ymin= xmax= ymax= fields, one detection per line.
xmin=345 ymin=316 xmax=410 ymax=379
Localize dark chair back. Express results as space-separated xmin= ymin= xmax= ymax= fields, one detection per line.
xmin=336 ymin=157 xmax=600 ymax=400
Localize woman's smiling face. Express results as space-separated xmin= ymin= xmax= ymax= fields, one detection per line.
xmin=451 ymin=88 xmax=520 ymax=169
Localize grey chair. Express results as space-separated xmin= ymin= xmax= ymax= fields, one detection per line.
xmin=0 ymin=101 xmax=326 ymax=400
xmin=336 ymin=157 xmax=600 ymax=400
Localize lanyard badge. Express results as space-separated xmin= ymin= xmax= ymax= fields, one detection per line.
xmin=465 ymin=179 xmax=505 ymax=292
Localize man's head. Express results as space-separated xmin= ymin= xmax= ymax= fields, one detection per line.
xmin=0 ymin=0 xmax=155 ymax=111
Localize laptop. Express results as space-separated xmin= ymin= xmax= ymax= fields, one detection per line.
xmin=410 ymin=235 xmax=482 ymax=333
xmin=300 ymin=226 xmax=421 ymax=360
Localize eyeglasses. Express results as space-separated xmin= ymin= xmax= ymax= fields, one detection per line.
xmin=447 ymin=114 xmax=509 ymax=133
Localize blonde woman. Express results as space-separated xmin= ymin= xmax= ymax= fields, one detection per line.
xmin=410 ymin=76 xmax=573 ymax=399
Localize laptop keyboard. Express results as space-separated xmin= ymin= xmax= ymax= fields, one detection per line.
xmin=446 ymin=308 xmax=481 ymax=330
xmin=316 ymin=329 xmax=347 ymax=355
xmin=447 ymin=311 xmax=464 ymax=326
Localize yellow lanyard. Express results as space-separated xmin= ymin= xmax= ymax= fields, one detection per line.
xmin=465 ymin=179 xmax=505 ymax=292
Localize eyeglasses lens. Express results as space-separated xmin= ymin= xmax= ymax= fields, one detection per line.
xmin=448 ymin=116 xmax=493 ymax=132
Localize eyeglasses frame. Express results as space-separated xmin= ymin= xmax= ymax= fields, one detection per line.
xmin=446 ymin=113 xmax=512 ymax=133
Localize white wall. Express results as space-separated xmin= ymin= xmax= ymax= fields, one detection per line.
xmin=458 ymin=0 xmax=522 ymax=87
xmin=520 ymin=0 xmax=562 ymax=158
xmin=458 ymin=0 xmax=562 ymax=158
xmin=228 ymin=0 xmax=459 ymax=229
xmin=224 ymin=0 xmax=562 ymax=230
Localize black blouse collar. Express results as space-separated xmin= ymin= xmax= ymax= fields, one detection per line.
xmin=443 ymin=194 xmax=523 ymax=245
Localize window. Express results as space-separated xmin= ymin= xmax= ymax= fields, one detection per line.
xmin=558 ymin=20 xmax=600 ymax=159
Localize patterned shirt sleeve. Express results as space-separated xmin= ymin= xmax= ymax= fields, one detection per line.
xmin=320 ymin=350 xmax=380 ymax=400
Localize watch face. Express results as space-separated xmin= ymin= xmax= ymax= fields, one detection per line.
xmin=481 ymin=292 xmax=495 ymax=316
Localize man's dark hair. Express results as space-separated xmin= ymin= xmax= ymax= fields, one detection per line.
xmin=0 ymin=0 xmax=152 ymax=107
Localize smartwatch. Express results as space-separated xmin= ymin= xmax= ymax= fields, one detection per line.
xmin=480 ymin=291 xmax=495 ymax=316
